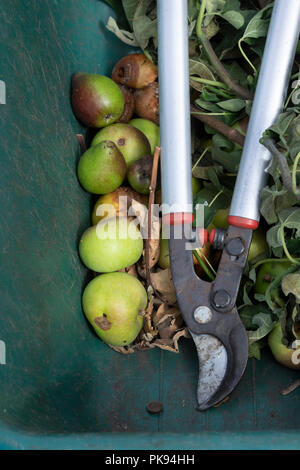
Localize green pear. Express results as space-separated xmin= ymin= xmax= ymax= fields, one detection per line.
xmin=127 ymin=154 xmax=153 ymax=194
xmin=158 ymin=237 xmax=170 ymax=270
xmin=268 ymin=323 xmax=300 ymax=370
xmin=77 ymin=140 xmax=126 ymax=194
xmin=192 ymin=177 xmax=201 ymax=197
xmin=79 ymin=217 xmax=143 ymax=272
xmin=82 ymin=272 xmax=147 ymax=346
xmin=129 ymin=118 xmax=160 ymax=154
xmin=91 ymin=123 xmax=151 ymax=168
xmin=71 ymin=73 xmax=124 ymax=127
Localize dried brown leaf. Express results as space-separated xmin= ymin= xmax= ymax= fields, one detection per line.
xmin=150 ymin=269 xmax=177 ymax=304
xmin=173 ymin=328 xmax=191 ymax=351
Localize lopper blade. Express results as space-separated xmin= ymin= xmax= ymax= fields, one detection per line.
xmin=192 ymin=317 xmax=249 ymax=410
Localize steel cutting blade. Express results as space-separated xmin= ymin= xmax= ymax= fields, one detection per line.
xmin=190 ymin=333 xmax=227 ymax=410
xmin=191 ymin=318 xmax=249 ymax=410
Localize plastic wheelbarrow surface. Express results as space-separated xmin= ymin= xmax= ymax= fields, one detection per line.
xmin=0 ymin=0 xmax=299 ymax=450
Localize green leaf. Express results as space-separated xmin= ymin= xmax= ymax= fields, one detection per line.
xmin=267 ymin=208 xmax=300 ymax=253
xmin=193 ymin=184 xmax=231 ymax=227
xmin=241 ymin=3 xmax=273 ymax=42
xmin=260 ymin=187 xmax=299 ymax=225
xmin=211 ymin=133 xmax=242 ymax=172
xmin=248 ymin=312 xmax=277 ymax=344
xmin=189 ymin=58 xmax=216 ymax=92
xmin=221 ymin=10 xmax=244 ymax=29
xmin=195 ymin=99 xmax=222 ymax=113
xmin=282 ymin=273 xmax=300 ymax=302
xmin=240 ymin=303 xmax=272 ymax=330
xmin=218 ymin=98 xmax=245 ymax=112
xmin=132 ymin=0 xmax=157 ymax=50
xmin=188 ymin=0 xmax=200 ymax=21
xmin=204 ymin=0 xmax=226 ymax=26
xmin=248 ymin=341 xmax=262 ymax=360
xmin=192 ymin=164 xmax=223 ymax=180
xmin=122 ymin=0 xmax=140 ymax=26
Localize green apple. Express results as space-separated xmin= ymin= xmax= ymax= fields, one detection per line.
xmin=268 ymin=323 xmax=300 ymax=370
xmin=79 ymin=217 xmax=143 ymax=272
xmin=91 ymin=123 xmax=151 ymax=168
xmin=71 ymin=73 xmax=124 ymax=127
xmin=82 ymin=272 xmax=147 ymax=346
xmin=77 ymin=140 xmax=126 ymax=194
xmin=129 ymin=118 xmax=160 ymax=154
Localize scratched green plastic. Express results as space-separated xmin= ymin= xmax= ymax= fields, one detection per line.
xmin=0 ymin=0 xmax=299 ymax=450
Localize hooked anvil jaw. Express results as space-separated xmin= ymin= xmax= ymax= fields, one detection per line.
xmin=168 ymin=223 xmax=252 ymax=410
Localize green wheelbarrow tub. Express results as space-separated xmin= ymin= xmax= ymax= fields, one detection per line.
xmin=0 ymin=0 xmax=299 ymax=450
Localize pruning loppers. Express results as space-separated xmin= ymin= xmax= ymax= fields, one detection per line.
xmin=157 ymin=0 xmax=300 ymax=410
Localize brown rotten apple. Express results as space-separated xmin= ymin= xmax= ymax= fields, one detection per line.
xmin=135 ymin=82 xmax=160 ymax=125
xmin=112 ymin=53 xmax=158 ymax=89
xmin=117 ymin=84 xmax=135 ymax=123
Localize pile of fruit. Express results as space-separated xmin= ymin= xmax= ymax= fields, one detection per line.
xmin=71 ymin=0 xmax=300 ymax=378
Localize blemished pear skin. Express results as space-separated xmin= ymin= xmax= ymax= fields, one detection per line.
xmin=79 ymin=217 xmax=143 ymax=273
xmin=82 ymin=272 xmax=147 ymax=346
xmin=71 ymin=73 xmax=124 ymax=127
xmin=77 ymin=140 xmax=126 ymax=194
xmin=268 ymin=323 xmax=300 ymax=370
xmin=129 ymin=118 xmax=160 ymax=154
xmin=91 ymin=186 xmax=147 ymax=225
xmin=127 ymin=154 xmax=153 ymax=195
xmin=91 ymin=123 xmax=151 ymax=168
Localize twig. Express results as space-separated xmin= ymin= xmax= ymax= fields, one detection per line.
xmin=191 ymin=104 xmax=246 ymax=146
xmin=199 ymin=28 xmax=254 ymax=101
xmin=262 ymin=138 xmax=300 ymax=200
xmin=146 ymin=147 xmax=161 ymax=290
xmin=76 ymin=134 xmax=87 ymax=153
xmin=281 ymin=379 xmax=300 ymax=396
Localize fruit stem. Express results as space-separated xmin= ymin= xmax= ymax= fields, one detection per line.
xmin=193 ymin=250 xmax=215 ymax=281
xmin=146 ymin=146 xmax=161 ymax=290
xmin=201 ymin=251 xmax=217 ymax=276
xmin=279 ymin=225 xmax=299 ymax=265
xmin=196 ymin=0 xmax=207 ymax=40
xmin=208 ymin=189 xmax=223 ymax=208
xmin=192 ymin=146 xmax=210 ymax=172
xmin=292 ymin=152 xmax=300 ymax=196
